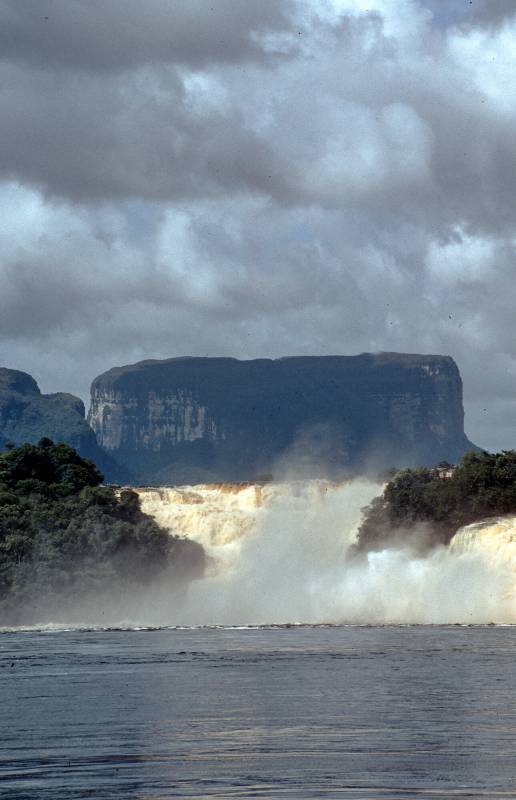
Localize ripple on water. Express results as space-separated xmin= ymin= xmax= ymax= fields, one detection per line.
xmin=1 ymin=626 xmax=516 ymax=798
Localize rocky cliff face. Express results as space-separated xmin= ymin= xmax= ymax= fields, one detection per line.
xmin=88 ymin=354 xmax=477 ymax=484
xmin=0 ymin=367 xmax=125 ymax=480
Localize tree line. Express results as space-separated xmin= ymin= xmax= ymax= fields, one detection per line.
xmin=356 ymin=450 xmax=516 ymax=553
xmin=0 ymin=439 xmax=204 ymax=623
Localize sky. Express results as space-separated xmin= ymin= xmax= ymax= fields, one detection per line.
xmin=1 ymin=0 xmax=515 ymax=451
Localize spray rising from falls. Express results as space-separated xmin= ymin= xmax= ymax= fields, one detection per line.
xmin=136 ymin=481 xmax=516 ymax=625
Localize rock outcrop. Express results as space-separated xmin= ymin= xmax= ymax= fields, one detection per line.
xmin=0 ymin=367 xmax=125 ymax=480
xmin=88 ymin=354 xmax=477 ymax=484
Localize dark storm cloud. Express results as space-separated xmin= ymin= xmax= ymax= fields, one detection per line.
xmin=0 ymin=61 xmax=289 ymax=201
xmin=1 ymin=0 xmax=516 ymax=452
xmin=0 ymin=0 xmax=297 ymax=202
xmin=0 ymin=0 xmax=295 ymax=71
xmin=3 ymin=0 xmax=515 ymax=224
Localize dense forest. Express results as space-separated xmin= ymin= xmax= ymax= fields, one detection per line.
xmin=356 ymin=450 xmax=516 ymax=553
xmin=0 ymin=439 xmax=204 ymax=624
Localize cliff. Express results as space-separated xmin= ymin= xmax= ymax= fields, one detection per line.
xmin=88 ymin=354 xmax=477 ymax=484
xmin=0 ymin=367 xmax=125 ymax=481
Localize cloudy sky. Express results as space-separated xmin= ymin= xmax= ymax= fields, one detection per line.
xmin=1 ymin=0 xmax=515 ymax=450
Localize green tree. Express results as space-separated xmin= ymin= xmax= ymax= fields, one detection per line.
xmin=0 ymin=440 xmax=205 ymax=623
xmin=356 ymin=450 xmax=516 ymax=552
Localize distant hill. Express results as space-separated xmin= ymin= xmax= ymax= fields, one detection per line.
xmin=88 ymin=354 xmax=478 ymax=484
xmin=0 ymin=368 xmax=126 ymax=482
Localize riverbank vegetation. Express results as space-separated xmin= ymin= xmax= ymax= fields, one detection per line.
xmin=0 ymin=439 xmax=204 ymax=623
xmin=357 ymin=450 xmax=516 ymax=553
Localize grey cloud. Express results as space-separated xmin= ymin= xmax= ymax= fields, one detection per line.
xmin=1 ymin=0 xmax=516 ymax=453
xmin=0 ymin=0 xmax=296 ymax=71
xmin=4 ymin=0 xmax=515 ymax=234
xmin=469 ymin=0 xmax=516 ymax=26
xmin=0 ymin=188 xmax=507 ymax=451
xmin=0 ymin=63 xmax=289 ymax=202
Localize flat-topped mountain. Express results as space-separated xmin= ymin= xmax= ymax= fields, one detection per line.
xmin=88 ymin=354 xmax=477 ymax=484
xmin=0 ymin=367 xmax=125 ymax=480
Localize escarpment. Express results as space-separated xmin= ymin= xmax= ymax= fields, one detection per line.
xmin=0 ymin=368 xmax=126 ymax=481
xmin=88 ymin=354 xmax=477 ymax=485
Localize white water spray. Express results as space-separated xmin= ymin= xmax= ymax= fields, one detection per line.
xmin=137 ymin=481 xmax=516 ymax=625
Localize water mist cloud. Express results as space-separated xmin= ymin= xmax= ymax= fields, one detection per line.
xmin=136 ymin=481 xmax=516 ymax=627
xmin=8 ymin=479 xmax=516 ymax=630
xmin=176 ymin=481 xmax=516 ymax=626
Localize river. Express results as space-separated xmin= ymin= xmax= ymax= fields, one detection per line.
xmin=2 ymin=624 xmax=516 ymax=798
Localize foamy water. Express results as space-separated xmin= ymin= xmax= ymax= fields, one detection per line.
xmin=133 ymin=480 xmax=516 ymax=626
xmin=137 ymin=480 xmax=357 ymax=570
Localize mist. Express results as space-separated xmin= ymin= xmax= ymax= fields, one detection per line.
xmin=7 ymin=478 xmax=516 ymax=630
xmin=174 ymin=480 xmax=516 ymax=626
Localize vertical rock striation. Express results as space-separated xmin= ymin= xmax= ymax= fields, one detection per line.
xmin=88 ymin=354 xmax=477 ymax=484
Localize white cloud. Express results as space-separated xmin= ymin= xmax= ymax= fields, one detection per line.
xmin=426 ymin=229 xmax=496 ymax=286
xmin=449 ymin=21 xmax=516 ymax=113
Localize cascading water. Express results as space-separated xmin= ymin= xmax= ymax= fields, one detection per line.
xmin=136 ymin=481 xmax=516 ymax=625
xmin=450 ymin=517 xmax=516 ymax=571
xmin=136 ymin=480 xmax=364 ymax=570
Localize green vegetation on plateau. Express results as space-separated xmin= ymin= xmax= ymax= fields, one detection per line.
xmin=357 ymin=450 xmax=516 ymax=552
xmin=0 ymin=439 xmax=204 ymax=623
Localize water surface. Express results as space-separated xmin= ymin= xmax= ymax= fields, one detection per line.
xmin=1 ymin=625 xmax=516 ymax=798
